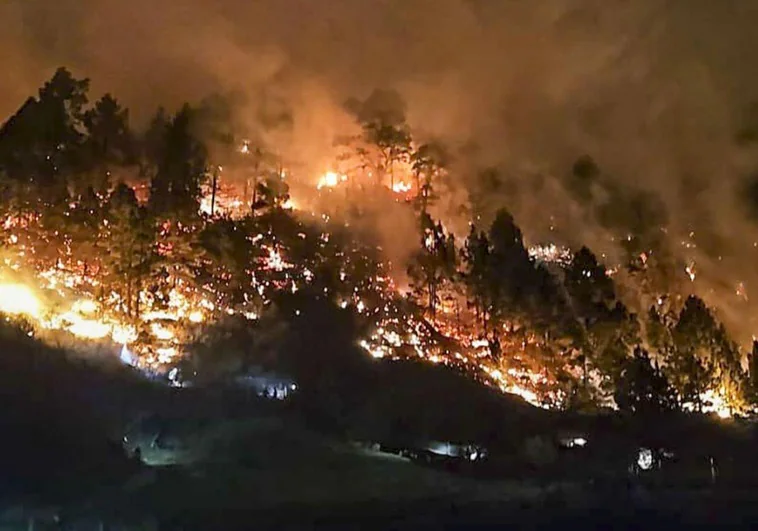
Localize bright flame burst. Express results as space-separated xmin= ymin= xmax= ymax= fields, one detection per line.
xmin=683 ymin=388 xmax=732 ymax=419
xmin=0 ymin=284 xmax=42 ymax=318
xmin=0 ymin=281 xmax=118 ymax=341
xmin=391 ymin=181 xmax=413 ymax=193
xmin=317 ymin=171 xmax=413 ymax=195
xmin=317 ymin=171 xmax=346 ymax=190
xmin=0 ymin=239 xmax=227 ymax=372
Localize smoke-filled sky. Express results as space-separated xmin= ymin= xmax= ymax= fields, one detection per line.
xmin=5 ymin=0 xmax=758 ymax=343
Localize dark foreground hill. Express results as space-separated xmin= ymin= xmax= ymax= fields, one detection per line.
xmin=0 ymin=320 xmax=146 ymax=508
xmin=4 ymin=311 xmax=758 ymax=529
xmin=77 ymin=414 xmax=758 ymax=531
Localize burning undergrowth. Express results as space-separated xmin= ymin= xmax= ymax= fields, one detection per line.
xmin=0 ymin=186 xmax=566 ymax=409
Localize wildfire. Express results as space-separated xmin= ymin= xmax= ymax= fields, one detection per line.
xmin=58 ymin=313 xmax=111 ymax=340
xmin=686 ymin=261 xmax=696 ymax=282
xmin=528 ymin=244 xmax=573 ymax=266
xmin=0 ymin=176 xmax=743 ymax=420
xmin=151 ymin=323 xmax=175 ymax=341
xmin=391 ymin=181 xmax=413 ymax=193
xmin=317 ymin=171 xmax=347 ymax=190
xmin=200 ymin=179 xmax=247 ymax=217
xmin=0 ymin=283 xmax=42 ymax=318
xmin=264 ymin=247 xmax=291 ymax=272
xmin=352 ymin=289 xmax=560 ymax=410
xmin=481 ymin=365 xmax=545 ymax=408
xmin=0 ymin=240 xmax=221 ymax=373
xmin=0 ymin=280 xmax=134 ymax=344
xmin=683 ymin=388 xmax=732 ymax=419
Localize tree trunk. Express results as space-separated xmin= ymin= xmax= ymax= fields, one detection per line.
xmin=211 ymin=167 xmax=218 ymax=216
xmin=135 ymin=279 xmax=141 ymax=318
xmin=582 ymin=354 xmax=589 ymax=391
xmin=126 ymin=276 xmax=132 ymax=318
xmin=251 ymin=180 xmax=257 ymax=217
xmin=421 ymin=174 xmax=431 ymax=213
xmin=251 ymin=158 xmax=261 ymax=217
xmin=429 ymin=282 xmax=436 ymax=317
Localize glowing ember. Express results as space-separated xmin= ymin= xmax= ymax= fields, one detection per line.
xmin=263 ymin=246 xmax=292 ymax=272
xmin=528 ymin=244 xmax=573 ymax=266
xmin=359 ymin=339 xmax=386 ymax=359
xmin=686 ymin=261 xmax=696 ymax=282
xmin=736 ymin=281 xmax=748 ymax=301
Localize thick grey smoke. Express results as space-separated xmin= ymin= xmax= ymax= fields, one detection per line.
xmin=4 ymin=0 xmax=758 ymax=343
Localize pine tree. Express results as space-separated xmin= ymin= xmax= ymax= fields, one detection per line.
xmin=486 ymin=209 xmax=533 ymax=334
xmin=140 ymin=107 xmax=169 ymax=180
xmin=615 ymin=346 xmax=676 ymax=415
xmin=462 ymin=224 xmax=491 ymax=330
xmin=102 ymin=183 xmax=154 ymax=318
xmin=252 ymin=174 xmax=290 ymax=215
xmin=347 ymin=88 xmax=412 ymax=188
xmin=0 ymin=67 xmax=89 ymax=203
xmin=671 ymin=296 xmax=720 ymax=410
xmin=67 ymin=186 xmax=105 ymax=277
xmin=198 ymin=217 xmax=259 ymax=310
xmin=410 ymin=142 xmax=448 ymax=215
xmin=407 ymin=214 xmax=456 ymax=316
xmin=148 ymin=104 xmax=207 ymax=221
xmin=79 ymin=94 xmax=134 ymax=196
xmin=563 ymin=246 xmax=636 ymax=398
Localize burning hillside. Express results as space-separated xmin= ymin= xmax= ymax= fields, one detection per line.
xmin=0 ymin=155 xmax=563 ymax=409
xmin=0 ymin=163 xmax=734 ymax=418
xmin=0 ymin=67 xmax=752 ymax=421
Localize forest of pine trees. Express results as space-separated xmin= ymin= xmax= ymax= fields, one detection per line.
xmin=1 ymin=67 xmax=758 ymax=416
